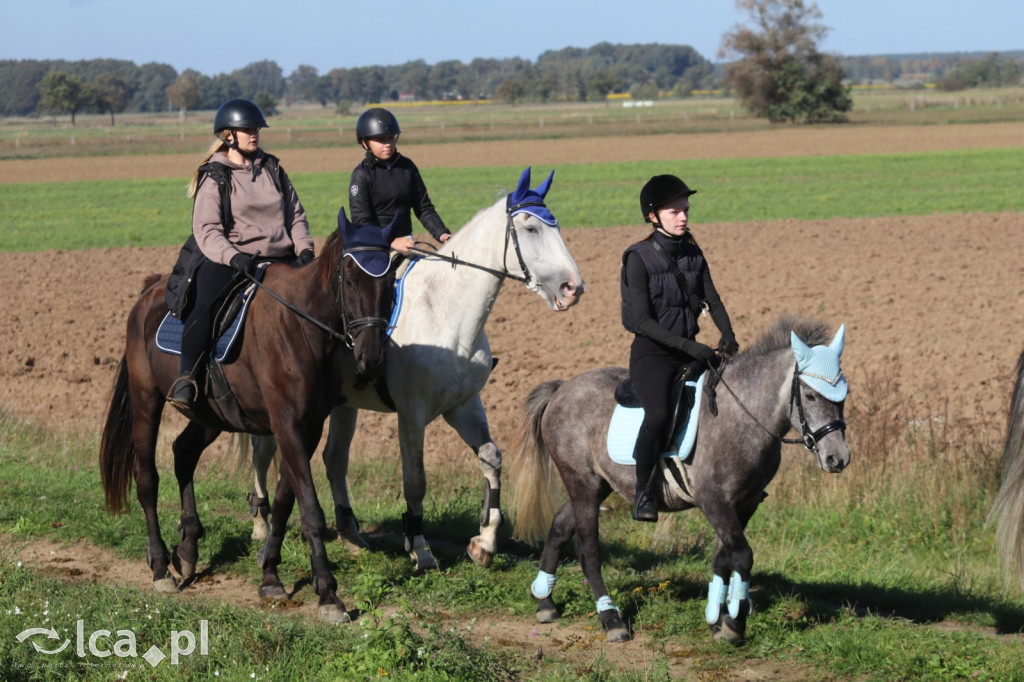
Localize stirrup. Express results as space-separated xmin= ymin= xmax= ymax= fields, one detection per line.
xmin=166 ymin=376 xmax=197 ymax=410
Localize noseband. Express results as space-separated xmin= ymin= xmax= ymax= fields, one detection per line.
xmin=786 ymin=365 xmax=847 ymax=455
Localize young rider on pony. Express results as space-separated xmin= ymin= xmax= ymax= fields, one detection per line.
xmin=620 ymin=174 xmax=739 ymax=522
xmin=166 ymin=98 xmax=315 ymax=410
xmin=348 ymin=107 xmax=451 ymax=254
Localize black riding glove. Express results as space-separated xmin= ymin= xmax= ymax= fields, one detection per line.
xmin=718 ymin=332 xmax=739 ymax=358
xmin=230 ymin=252 xmax=257 ymax=278
xmin=299 ymin=249 xmax=315 ymax=265
xmin=684 ymin=341 xmax=717 ymax=365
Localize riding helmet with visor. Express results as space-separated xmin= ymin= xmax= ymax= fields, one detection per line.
xmin=356 ymin=108 xmax=401 ymax=144
xmin=640 ymin=174 xmax=697 ymax=223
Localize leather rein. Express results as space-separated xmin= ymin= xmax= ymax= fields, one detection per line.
xmin=243 ymin=244 xmax=393 ymax=349
xmin=404 ymin=194 xmax=542 ymax=286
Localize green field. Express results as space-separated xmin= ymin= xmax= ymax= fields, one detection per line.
xmin=2 ymin=147 xmax=1022 ymax=253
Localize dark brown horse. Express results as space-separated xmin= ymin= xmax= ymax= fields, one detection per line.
xmin=99 ymin=210 xmax=397 ymax=623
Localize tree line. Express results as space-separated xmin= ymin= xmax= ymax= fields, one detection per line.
xmin=0 ymin=44 xmax=715 ymax=122
xmin=2 ymin=0 xmax=1020 ymax=126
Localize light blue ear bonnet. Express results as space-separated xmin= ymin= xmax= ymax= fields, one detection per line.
xmin=508 ymin=167 xmax=557 ymax=226
xmin=790 ymin=325 xmax=848 ymax=402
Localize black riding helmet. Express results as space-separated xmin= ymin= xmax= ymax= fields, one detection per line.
xmin=356 ymin=108 xmax=401 ymax=144
xmin=214 ymin=98 xmax=269 ymax=134
xmin=640 ymin=174 xmax=697 ymax=223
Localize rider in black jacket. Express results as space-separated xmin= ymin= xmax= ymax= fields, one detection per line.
xmin=620 ymin=175 xmax=739 ymax=522
xmin=348 ymin=108 xmax=451 ymax=253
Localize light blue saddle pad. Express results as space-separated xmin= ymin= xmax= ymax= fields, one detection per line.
xmin=156 ymin=268 xmax=265 ymax=363
xmin=607 ymin=371 xmax=707 ymax=465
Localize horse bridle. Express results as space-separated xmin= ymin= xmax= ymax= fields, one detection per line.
xmin=243 ymin=244 xmax=394 ymax=349
xmin=404 ymin=194 xmax=543 ymax=287
xmin=785 ymin=366 xmax=847 ymax=455
xmin=708 ymin=361 xmax=847 ymax=455
xmin=334 ymin=246 xmax=395 ymax=348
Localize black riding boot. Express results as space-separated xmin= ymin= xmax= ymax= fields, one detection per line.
xmin=167 ymin=353 xmax=201 ymax=410
xmin=632 ymin=424 xmax=661 ymax=522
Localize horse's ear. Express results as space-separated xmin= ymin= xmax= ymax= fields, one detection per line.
xmin=337 ymin=207 xmax=352 ymax=240
xmin=515 ymin=167 xmax=532 ymax=197
xmin=791 ymin=331 xmax=812 ymax=367
xmin=379 ymin=210 xmax=404 ymax=245
xmin=829 ymin=324 xmax=846 ymax=357
xmin=535 ymin=169 xmax=555 ymax=199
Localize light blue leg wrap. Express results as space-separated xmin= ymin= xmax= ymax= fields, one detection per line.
xmin=705 ymin=574 xmax=727 ymax=624
xmin=727 ymin=571 xmax=752 ymax=619
xmin=530 ymin=570 xmax=556 ymax=599
xmin=596 ymin=595 xmax=618 ymax=613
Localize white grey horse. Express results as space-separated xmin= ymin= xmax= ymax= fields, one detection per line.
xmin=250 ymin=167 xmax=585 ymax=578
xmin=511 ymin=316 xmax=850 ymax=644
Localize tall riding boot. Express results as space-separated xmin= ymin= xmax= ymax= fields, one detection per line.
xmin=632 ymin=424 xmax=661 ymax=522
xmin=167 ymin=353 xmax=201 ymax=410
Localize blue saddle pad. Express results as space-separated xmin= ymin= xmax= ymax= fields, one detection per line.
xmin=156 ymin=267 xmax=265 ymax=363
xmin=386 ymin=258 xmax=417 ymax=336
xmin=607 ymin=371 xmax=707 ymax=466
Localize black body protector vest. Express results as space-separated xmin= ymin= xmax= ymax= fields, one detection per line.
xmin=620 ymin=236 xmax=706 ymax=340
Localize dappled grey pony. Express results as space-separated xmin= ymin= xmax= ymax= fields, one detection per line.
xmin=250 ymin=167 xmax=585 ymax=574
xmin=511 ymin=315 xmax=850 ymax=644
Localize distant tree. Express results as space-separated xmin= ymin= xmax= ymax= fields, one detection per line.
xmin=232 ymin=60 xmax=285 ymax=99
xmin=496 ymin=77 xmax=526 ymax=104
xmin=165 ymin=71 xmax=199 ymax=122
xmin=90 ymin=74 xmax=127 ymax=125
xmin=936 ymin=52 xmax=1022 ymax=90
xmin=253 ymin=92 xmax=279 ymax=117
xmin=134 ymin=62 xmax=177 ymax=112
xmin=37 ymin=71 xmax=88 ymax=125
xmin=587 ymin=69 xmax=618 ymax=101
xmin=287 ymin=64 xmax=328 ymax=105
xmin=720 ymin=0 xmax=852 ymax=123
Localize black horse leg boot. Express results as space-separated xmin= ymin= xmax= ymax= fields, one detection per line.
xmin=632 ymin=425 xmax=660 ymax=522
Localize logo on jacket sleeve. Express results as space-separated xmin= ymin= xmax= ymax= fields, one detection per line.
xmin=349 ymin=185 xmax=359 ymax=197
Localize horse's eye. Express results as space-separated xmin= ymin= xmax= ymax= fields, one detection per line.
xmin=804 ymin=392 xmax=817 ymax=402
xmin=524 ymin=224 xmax=538 ymax=234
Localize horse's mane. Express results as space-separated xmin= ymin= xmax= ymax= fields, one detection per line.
xmin=316 ymin=232 xmax=343 ymax=288
xmin=743 ymin=313 xmax=833 ymax=358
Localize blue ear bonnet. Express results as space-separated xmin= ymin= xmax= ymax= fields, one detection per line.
xmin=790 ymin=325 xmax=848 ymax=402
xmin=338 ymin=208 xmax=397 ymax=277
xmin=508 ymin=166 xmax=557 ymax=226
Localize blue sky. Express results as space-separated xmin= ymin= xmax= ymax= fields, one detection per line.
xmin=3 ymin=0 xmax=1021 ymax=76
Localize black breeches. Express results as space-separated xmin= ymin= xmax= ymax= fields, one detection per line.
xmin=180 ymin=259 xmax=236 ymax=372
xmin=629 ymin=349 xmax=686 ymax=449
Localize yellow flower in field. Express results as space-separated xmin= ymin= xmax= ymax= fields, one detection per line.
xmin=634 ymin=586 xmax=643 ymax=593
xmin=377 ymin=668 xmax=389 ymax=677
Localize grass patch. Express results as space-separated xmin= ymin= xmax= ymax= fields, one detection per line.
xmin=2 ymin=147 xmax=1022 ymax=253
xmin=2 ymin=367 xmax=1024 ymax=681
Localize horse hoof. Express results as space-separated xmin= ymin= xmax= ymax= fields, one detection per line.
xmin=318 ymin=604 xmax=352 ymax=623
xmin=251 ymin=524 xmax=268 ymax=542
xmin=411 ymin=549 xmax=437 ymax=574
xmin=467 ymin=537 xmax=494 ymax=568
xmin=604 ymin=627 xmax=631 ymax=643
xmin=710 ymin=617 xmax=746 ymax=646
xmin=258 ymin=584 xmax=289 ymax=601
xmin=153 ymin=576 xmax=178 ymax=593
xmin=337 ymin=525 xmax=369 ymax=551
xmin=599 ymin=609 xmax=631 ymax=642
xmin=535 ymin=596 xmax=560 ymax=623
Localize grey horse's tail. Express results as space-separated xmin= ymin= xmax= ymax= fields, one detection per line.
xmin=991 ymin=347 xmax=1024 ymax=593
xmin=510 ymin=380 xmax=565 ymax=546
